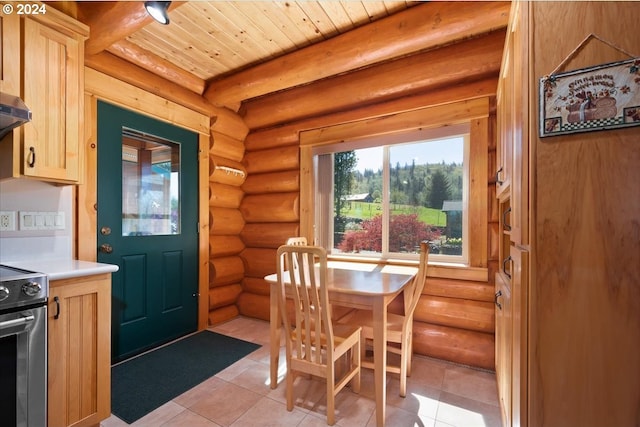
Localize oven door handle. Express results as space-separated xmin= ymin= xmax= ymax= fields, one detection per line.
xmin=0 ymin=315 xmax=35 ymax=330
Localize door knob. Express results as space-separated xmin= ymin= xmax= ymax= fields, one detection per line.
xmin=100 ymin=243 xmax=113 ymax=254
xmin=100 ymin=226 xmax=112 ymax=235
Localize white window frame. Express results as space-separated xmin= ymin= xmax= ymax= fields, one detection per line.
xmin=313 ymin=124 xmax=470 ymax=265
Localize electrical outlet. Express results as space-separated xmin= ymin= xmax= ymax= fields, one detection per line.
xmin=0 ymin=211 xmax=17 ymax=231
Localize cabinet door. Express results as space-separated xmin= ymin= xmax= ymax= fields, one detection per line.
xmin=496 ymin=67 xmax=512 ymax=199
xmin=0 ymin=12 xmax=22 ymax=178
xmin=508 ymin=2 xmax=529 ymax=246
xmin=495 ymin=271 xmax=512 ymax=427
xmin=48 ymin=275 xmax=111 ymax=427
xmin=22 ymin=16 xmax=83 ymax=182
xmin=0 ymin=13 xmax=20 ymax=96
xmin=510 ymin=246 xmax=528 ymax=427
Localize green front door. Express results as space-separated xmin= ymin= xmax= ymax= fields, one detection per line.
xmin=97 ymin=101 xmax=199 ymax=362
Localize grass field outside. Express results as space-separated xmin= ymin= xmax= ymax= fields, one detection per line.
xmin=342 ymin=201 xmax=447 ymax=227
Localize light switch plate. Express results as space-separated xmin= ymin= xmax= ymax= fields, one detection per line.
xmin=19 ymin=211 xmax=37 ymax=230
xmin=19 ymin=211 xmax=65 ymax=231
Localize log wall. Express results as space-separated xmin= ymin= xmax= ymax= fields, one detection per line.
xmin=207 ymin=109 xmax=249 ymax=325
xmin=233 ymin=30 xmax=505 ymax=370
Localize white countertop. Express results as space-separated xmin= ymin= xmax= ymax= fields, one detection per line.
xmin=2 ymin=259 xmax=119 ymax=281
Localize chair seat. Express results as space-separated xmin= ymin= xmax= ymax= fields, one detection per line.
xmin=340 ymin=309 xmax=405 ymax=340
xmin=290 ymin=323 xmax=362 ymax=348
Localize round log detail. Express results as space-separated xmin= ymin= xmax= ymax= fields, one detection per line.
xmin=236 ymin=292 xmax=270 ymax=321
xmin=209 ymin=182 xmax=244 ymax=208
xmin=243 ymin=145 xmax=299 ymax=175
xmin=414 ymin=296 xmax=495 ymax=334
xmin=240 ymin=247 xmax=277 ymax=279
xmin=210 ymin=107 xmax=249 ymax=140
xmin=242 ymin=277 xmax=270 ymax=296
xmin=424 ymin=278 xmax=495 ymax=302
xmin=243 ymin=30 xmax=505 ymax=130
xmin=240 ymin=193 xmax=299 ymax=223
xmin=240 ymin=222 xmax=300 ymax=248
xmin=209 ymin=255 xmax=245 ymax=287
xmin=245 ymin=127 xmax=299 ymax=151
xmin=244 ymin=76 xmax=498 ymax=153
xmin=209 ymin=155 xmax=247 ymax=186
xmin=209 ymin=283 xmax=243 ymax=309
xmin=210 ymin=131 xmax=245 ymax=163
xmin=208 ymin=304 xmax=239 ymax=326
xmin=210 ymin=235 xmax=245 ymax=258
xmin=210 ymin=207 xmax=245 ymax=235
xmin=412 ymin=321 xmax=495 ymax=371
xmin=242 ymin=170 xmax=299 ymax=195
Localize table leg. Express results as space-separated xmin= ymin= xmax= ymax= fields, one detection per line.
xmin=270 ymin=282 xmax=280 ymax=389
xmin=373 ymin=297 xmax=387 ymax=427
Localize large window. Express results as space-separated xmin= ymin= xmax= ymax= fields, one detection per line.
xmin=315 ymin=131 xmax=469 ymax=264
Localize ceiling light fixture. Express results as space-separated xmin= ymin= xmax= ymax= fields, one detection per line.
xmin=144 ymin=1 xmax=171 ymax=25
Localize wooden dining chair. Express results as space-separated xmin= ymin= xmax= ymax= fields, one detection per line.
xmin=339 ymin=241 xmax=429 ymax=397
xmin=276 ymin=244 xmax=361 ymax=425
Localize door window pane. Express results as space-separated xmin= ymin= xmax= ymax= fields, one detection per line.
xmin=121 ymin=128 xmax=180 ymax=236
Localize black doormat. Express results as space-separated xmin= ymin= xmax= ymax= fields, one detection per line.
xmin=111 ymin=330 xmax=261 ymax=424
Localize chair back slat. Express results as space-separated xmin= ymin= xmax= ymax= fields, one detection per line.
xmin=286 ymin=237 xmax=307 ymax=246
xmin=284 ymin=237 xmax=308 ymax=270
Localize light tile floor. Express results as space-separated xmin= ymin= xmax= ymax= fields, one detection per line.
xmin=102 ymin=316 xmax=501 ymax=427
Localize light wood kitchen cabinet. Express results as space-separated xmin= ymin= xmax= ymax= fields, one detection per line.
xmin=495 ymin=2 xmax=530 ymax=427
xmin=48 ymin=273 xmax=111 ymax=427
xmin=0 ymin=3 xmax=88 ymax=184
xmin=495 ymin=0 xmax=529 ymax=246
xmin=508 ymin=246 xmax=528 ymax=427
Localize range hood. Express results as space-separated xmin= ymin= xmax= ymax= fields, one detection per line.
xmin=0 ymin=92 xmax=32 ymax=139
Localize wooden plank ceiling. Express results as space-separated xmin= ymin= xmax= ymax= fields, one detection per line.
xmin=77 ymin=2 xmax=416 ymax=94
xmin=75 ymin=1 xmax=510 ymax=112
xmin=129 ymin=1 xmax=416 ymax=81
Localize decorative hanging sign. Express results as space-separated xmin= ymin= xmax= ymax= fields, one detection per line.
xmin=539 ymin=34 xmax=640 ymax=137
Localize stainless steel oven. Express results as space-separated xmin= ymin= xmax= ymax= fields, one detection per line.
xmin=0 ymin=265 xmax=48 ymax=427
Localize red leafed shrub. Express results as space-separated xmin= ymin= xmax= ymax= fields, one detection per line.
xmin=338 ymin=214 xmax=440 ymax=253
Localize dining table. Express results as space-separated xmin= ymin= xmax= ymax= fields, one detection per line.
xmin=264 ymin=260 xmax=417 ymax=427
